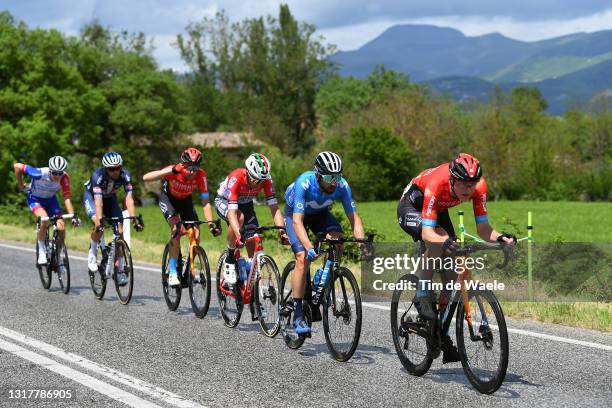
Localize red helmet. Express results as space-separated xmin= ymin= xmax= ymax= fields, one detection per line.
xmin=449 ymin=153 xmax=482 ymax=182
xmin=180 ymin=147 xmax=202 ymax=166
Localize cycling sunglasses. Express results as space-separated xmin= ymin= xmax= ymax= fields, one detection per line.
xmin=320 ymin=174 xmax=342 ymax=184
xmin=107 ymin=166 xmax=122 ymax=172
xmin=50 ymin=170 xmax=64 ymax=177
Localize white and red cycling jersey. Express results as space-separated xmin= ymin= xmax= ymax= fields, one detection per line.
xmin=217 ymin=168 xmax=277 ymax=209
xmin=17 ymin=164 xmax=71 ymax=199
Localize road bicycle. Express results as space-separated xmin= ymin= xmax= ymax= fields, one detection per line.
xmin=36 ymin=213 xmax=78 ymax=294
xmin=88 ymin=215 xmax=142 ymax=305
xmin=216 ymin=226 xmax=284 ymax=337
xmin=161 ymin=220 xmax=220 ymax=318
xmin=280 ymin=233 xmax=373 ymax=362
xmin=390 ymin=241 xmax=513 ymax=394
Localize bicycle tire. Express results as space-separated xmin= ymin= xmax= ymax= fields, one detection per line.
xmin=89 ymin=242 xmax=106 ymax=300
xmin=322 ymin=266 xmax=362 ymax=362
xmin=56 ymin=237 xmax=70 ymax=294
xmin=279 ymin=261 xmax=309 ymax=350
xmin=390 ymin=273 xmax=433 ymax=376
xmin=189 ymin=246 xmax=211 ymax=318
xmin=161 ymin=243 xmax=182 ymax=311
xmin=456 ymin=289 xmax=509 ymax=394
xmin=255 ymin=254 xmax=281 ymax=338
xmin=216 ymin=252 xmax=243 ymax=328
xmin=114 ymin=239 xmax=134 ymax=305
xmin=36 ymin=238 xmax=52 ymax=290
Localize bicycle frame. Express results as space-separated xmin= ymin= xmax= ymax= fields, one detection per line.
xmin=219 ymin=234 xmax=265 ymax=304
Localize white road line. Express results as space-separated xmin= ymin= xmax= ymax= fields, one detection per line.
xmin=2 ymin=241 xmax=610 ymax=352
xmin=0 ymin=326 xmax=206 ymax=408
xmin=0 ymin=337 xmax=163 ymax=408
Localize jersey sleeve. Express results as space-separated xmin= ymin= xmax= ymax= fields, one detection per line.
xmin=227 ymin=174 xmax=241 ymax=209
xmin=472 ymin=179 xmax=489 ymax=224
xmin=263 ymin=179 xmax=277 ymax=206
xmin=23 ymin=165 xmax=42 ymax=179
xmin=292 ymin=177 xmax=308 ymax=215
xmin=91 ymin=171 xmax=104 ymax=196
xmin=421 ymin=188 xmax=439 ymax=227
xmin=197 ymin=170 xmax=209 ymax=200
xmin=122 ymin=170 xmax=134 ymax=194
xmin=340 ymin=181 xmax=357 ymax=215
xmin=60 ymin=174 xmax=71 ymax=198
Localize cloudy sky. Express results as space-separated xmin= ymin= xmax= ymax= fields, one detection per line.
xmin=4 ymin=1 xmax=612 ymax=71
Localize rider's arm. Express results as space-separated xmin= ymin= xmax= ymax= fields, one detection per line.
xmin=421 ymin=226 xmax=449 ymax=243
xmin=64 ymin=198 xmax=76 ymax=216
xmin=142 ymin=166 xmax=173 ymax=182
xmin=13 ymin=163 xmax=25 ymax=190
xmin=125 ymin=192 xmax=136 ymax=217
xmin=94 ymin=196 xmax=103 ymax=228
xmin=346 ymin=212 xmax=364 ymax=240
xmin=269 ymin=204 xmax=285 ymax=227
xmin=292 ymin=212 xmax=313 ymax=251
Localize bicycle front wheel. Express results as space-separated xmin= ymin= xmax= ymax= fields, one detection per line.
xmin=189 ymin=246 xmax=211 ymax=318
xmin=161 ymin=244 xmax=182 ymax=310
xmin=322 ymin=266 xmax=362 ymax=362
xmin=114 ymin=239 xmax=134 ymax=305
xmin=36 ymin=239 xmax=51 ymax=290
xmin=255 ymin=255 xmax=281 ymax=337
xmin=456 ymin=289 xmax=509 ymax=394
xmin=216 ymin=252 xmax=243 ymax=328
xmin=56 ymin=238 xmax=70 ymax=294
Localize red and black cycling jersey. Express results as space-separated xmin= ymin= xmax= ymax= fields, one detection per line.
xmin=161 ymin=165 xmax=209 ymax=200
xmin=217 ymin=168 xmax=277 ymax=210
xmin=404 ymin=163 xmax=488 ymax=227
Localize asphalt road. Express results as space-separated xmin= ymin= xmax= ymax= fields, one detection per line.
xmin=0 ymin=241 xmax=610 ymax=407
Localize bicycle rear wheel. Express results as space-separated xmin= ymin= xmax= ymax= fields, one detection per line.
xmin=189 ymin=246 xmax=211 ymax=318
xmin=114 ymin=239 xmax=134 ymax=305
xmin=322 ymin=266 xmax=362 ymax=362
xmin=390 ymin=273 xmax=432 ymax=376
xmin=36 ymin=238 xmax=51 ymax=290
xmin=89 ymin=243 xmax=106 ymax=300
xmin=279 ymin=261 xmax=309 ymax=349
xmin=56 ymin=237 xmax=70 ymax=294
xmin=255 ymin=254 xmax=281 ymax=337
xmin=456 ymin=289 xmax=509 ymax=394
xmin=216 ymin=252 xmax=243 ymax=328
xmin=161 ymin=244 xmax=182 ymax=310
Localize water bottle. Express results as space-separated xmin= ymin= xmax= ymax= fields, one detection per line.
xmin=312 ymin=259 xmax=332 ymax=306
xmin=238 ymin=257 xmax=249 ymax=282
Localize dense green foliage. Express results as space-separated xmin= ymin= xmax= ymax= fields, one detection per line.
xmin=0 ymin=6 xmax=610 ymax=207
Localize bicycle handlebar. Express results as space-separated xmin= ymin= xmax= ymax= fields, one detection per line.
xmin=454 ymin=242 xmax=514 ymax=269
xmin=38 ymin=213 xmax=75 ymax=223
xmin=171 ymin=219 xmax=222 ymax=239
xmin=240 ymin=225 xmax=286 ymax=234
xmin=315 ymin=232 xmax=375 ymax=245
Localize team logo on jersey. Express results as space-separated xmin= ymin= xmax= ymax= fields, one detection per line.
xmin=425 ymin=196 xmax=436 ymax=216
xmin=227 ymin=177 xmax=237 ymax=189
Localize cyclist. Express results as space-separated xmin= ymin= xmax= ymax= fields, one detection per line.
xmin=284 ymin=151 xmax=365 ymax=334
xmin=142 ymin=147 xmax=221 ymax=286
xmin=397 ymin=152 xmax=516 ymax=363
xmin=84 ymin=152 xmax=143 ymax=285
xmin=13 ymin=156 xmax=79 ymax=265
xmin=215 ymin=153 xmax=287 ymax=286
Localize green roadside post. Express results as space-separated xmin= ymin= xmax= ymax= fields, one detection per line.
xmin=458 ymin=211 xmax=465 ymax=243
xmin=527 ymin=211 xmax=533 ymax=301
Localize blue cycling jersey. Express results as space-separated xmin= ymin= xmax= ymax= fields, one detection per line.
xmin=284 ymin=171 xmax=357 ymax=216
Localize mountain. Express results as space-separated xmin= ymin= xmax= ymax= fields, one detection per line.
xmin=331 ymin=24 xmax=612 ymax=113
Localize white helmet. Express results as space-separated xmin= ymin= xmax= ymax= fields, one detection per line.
xmin=102 ymin=151 xmax=123 ymax=167
xmin=245 ymin=153 xmax=271 ymax=180
xmin=315 ymin=151 xmax=342 ymax=175
xmin=48 ymin=156 xmax=68 ymax=172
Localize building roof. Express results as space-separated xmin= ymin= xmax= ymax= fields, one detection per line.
xmin=188 ymin=132 xmax=265 ymax=149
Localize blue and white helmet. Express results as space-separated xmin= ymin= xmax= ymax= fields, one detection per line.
xmin=48 ymin=156 xmax=68 ymax=172
xmin=102 ymin=152 xmax=123 ymax=168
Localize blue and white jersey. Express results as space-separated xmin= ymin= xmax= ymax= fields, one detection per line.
xmin=284 ymin=171 xmax=357 ymax=216
xmin=20 ymin=165 xmax=71 ymax=199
